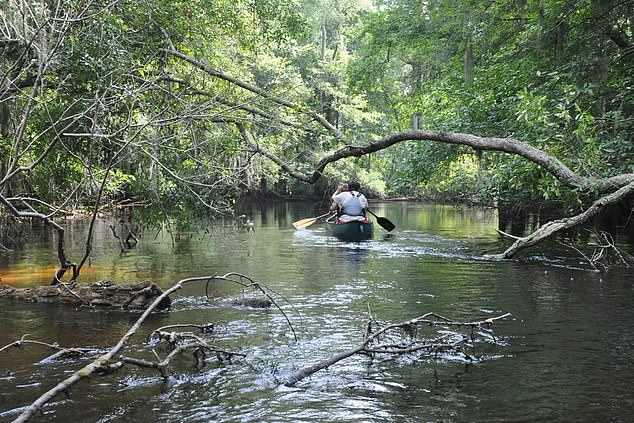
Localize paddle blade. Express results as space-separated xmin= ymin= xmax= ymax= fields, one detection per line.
xmin=376 ymin=216 xmax=396 ymax=232
xmin=292 ymin=217 xmax=319 ymax=229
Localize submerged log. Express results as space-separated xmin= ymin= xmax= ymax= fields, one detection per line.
xmin=0 ymin=280 xmax=171 ymax=310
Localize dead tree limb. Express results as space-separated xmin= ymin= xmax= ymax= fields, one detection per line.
xmin=285 ymin=312 xmax=511 ymax=387
xmin=11 ymin=276 xmax=192 ymax=423
xmin=496 ymin=180 xmax=634 ymax=259
xmin=557 ymin=229 xmax=634 ymax=271
xmin=119 ymin=342 xmax=244 ymax=377
xmin=0 ymin=334 xmax=99 ymax=362
xmin=589 ymin=231 xmax=634 ymax=267
xmin=11 ymin=274 xmax=293 ymax=423
xmin=121 ymin=332 xmax=245 ymax=379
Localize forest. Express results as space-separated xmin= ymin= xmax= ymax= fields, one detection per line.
xmin=1 ymin=0 xmax=633 ymax=255
xmin=1 ymin=1 xmax=634 ymax=421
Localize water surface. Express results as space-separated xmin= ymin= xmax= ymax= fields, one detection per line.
xmin=1 ymin=201 xmax=633 ymax=422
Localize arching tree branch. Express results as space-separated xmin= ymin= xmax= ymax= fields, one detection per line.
xmin=242 ymin=128 xmax=634 ymax=259
xmin=247 ymin=129 xmax=634 ymax=192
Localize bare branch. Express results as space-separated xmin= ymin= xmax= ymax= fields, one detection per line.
xmin=12 ymin=274 xmax=293 ymax=422
xmin=159 ymin=48 xmax=341 ymax=137
xmin=496 ymin=180 xmax=634 ymax=259
xmin=285 ymin=312 xmax=510 ymax=387
xmin=0 ymin=334 xmax=98 ymax=360
xmin=12 ymin=276 xmax=190 ymax=423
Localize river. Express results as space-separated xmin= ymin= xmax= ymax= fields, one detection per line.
xmin=1 ymin=201 xmax=633 ymax=422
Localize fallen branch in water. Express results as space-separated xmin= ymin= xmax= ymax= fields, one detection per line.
xmin=0 ymin=334 xmax=100 ymax=362
xmin=587 ymin=230 xmax=634 ymax=269
xmin=11 ymin=273 xmax=295 ymax=423
xmin=558 ymin=229 xmax=634 ymax=272
xmin=285 ymin=311 xmax=511 ymax=387
xmin=121 ymin=338 xmax=245 ymax=378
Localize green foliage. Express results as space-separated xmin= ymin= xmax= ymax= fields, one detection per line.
xmin=348 ymin=0 xmax=634 ymax=207
xmin=2 ymin=0 xmax=633 ymax=223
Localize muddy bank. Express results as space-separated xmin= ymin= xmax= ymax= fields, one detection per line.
xmin=0 ymin=280 xmax=171 ymax=310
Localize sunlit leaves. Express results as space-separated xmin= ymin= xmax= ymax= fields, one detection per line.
xmin=347 ymin=0 xmax=634 ymax=206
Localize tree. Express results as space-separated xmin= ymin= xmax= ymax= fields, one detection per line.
xmin=345 ymin=0 xmax=634 ymax=206
xmin=1 ymin=0 xmax=632 ymax=275
xmin=0 ymin=0 xmax=312 ymax=281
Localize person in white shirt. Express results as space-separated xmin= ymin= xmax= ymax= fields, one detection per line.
xmin=330 ymin=181 xmax=369 ymax=223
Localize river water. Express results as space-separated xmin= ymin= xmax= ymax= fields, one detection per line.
xmin=1 ymin=201 xmax=633 ymax=422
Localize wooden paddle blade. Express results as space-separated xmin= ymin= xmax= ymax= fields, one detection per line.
xmin=376 ymin=216 xmax=395 ymax=232
xmin=292 ymin=217 xmax=319 ymax=229
xmin=293 ymin=212 xmax=333 ymax=229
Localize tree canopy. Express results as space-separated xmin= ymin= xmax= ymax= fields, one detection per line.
xmin=1 ymin=0 xmax=633 ymax=263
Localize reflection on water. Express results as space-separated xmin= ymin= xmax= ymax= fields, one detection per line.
xmin=1 ymin=201 xmax=633 ymax=422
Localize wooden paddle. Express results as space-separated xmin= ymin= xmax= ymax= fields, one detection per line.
xmin=367 ymin=209 xmax=396 ymax=232
xmin=292 ymin=212 xmax=333 ymax=229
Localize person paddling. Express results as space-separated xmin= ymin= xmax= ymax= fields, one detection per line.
xmin=330 ymin=181 xmax=369 ymax=223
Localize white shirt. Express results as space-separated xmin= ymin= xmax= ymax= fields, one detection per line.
xmin=332 ymin=190 xmax=368 ymax=217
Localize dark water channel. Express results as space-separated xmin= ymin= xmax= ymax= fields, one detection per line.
xmin=1 ymin=201 xmax=633 ymax=422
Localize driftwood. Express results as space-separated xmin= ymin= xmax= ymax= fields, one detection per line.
xmin=8 ymin=273 xmax=295 ymax=423
xmin=0 ymin=280 xmax=171 ymax=310
xmin=285 ymin=311 xmax=511 ymax=387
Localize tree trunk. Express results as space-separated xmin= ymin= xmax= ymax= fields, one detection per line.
xmin=537 ymin=0 xmax=545 ymax=53
xmin=0 ymin=95 xmax=10 ymax=197
xmin=464 ymin=22 xmax=474 ymax=89
xmin=555 ymin=14 xmax=567 ymax=67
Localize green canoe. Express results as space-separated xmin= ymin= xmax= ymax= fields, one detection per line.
xmin=325 ymin=216 xmax=373 ymax=241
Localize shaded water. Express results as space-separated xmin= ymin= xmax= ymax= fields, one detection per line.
xmin=1 ymin=201 xmax=633 ymax=422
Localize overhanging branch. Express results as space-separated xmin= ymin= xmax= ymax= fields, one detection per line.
xmin=159 ymin=48 xmax=341 ymax=137
xmin=246 ymin=129 xmax=634 ymax=193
